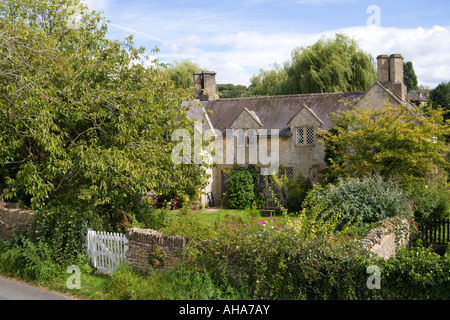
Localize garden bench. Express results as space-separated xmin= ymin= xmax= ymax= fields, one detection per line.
xmin=260 ymin=198 xmax=282 ymax=217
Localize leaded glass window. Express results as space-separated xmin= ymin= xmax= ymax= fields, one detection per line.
xmin=247 ymin=129 xmax=256 ymax=146
xmin=296 ymin=128 xmax=304 ymax=144
xmin=236 ymin=129 xmax=245 ymax=146
xmin=306 ymin=128 xmax=314 ymax=145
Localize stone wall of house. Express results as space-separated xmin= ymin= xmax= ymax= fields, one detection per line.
xmin=125 ymin=228 xmax=190 ymax=273
xmin=359 ymin=217 xmax=411 ymax=259
xmin=0 ymin=201 xmax=34 ymax=240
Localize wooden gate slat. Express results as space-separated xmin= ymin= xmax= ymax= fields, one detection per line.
xmin=86 ymin=229 xmax=128 ymax=275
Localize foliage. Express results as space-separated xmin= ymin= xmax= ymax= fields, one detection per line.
xmin=248 ymin=64 xmax=288 ymax=96
xmin=248 ymin=33 xmax=377 ymax=96
xmin=163 ymin=60 xmax=201 ymax=90
xmin=188 ymin=220 xmax=450 ymax=300
xmin=0 ymin=234 xmax=62 ymax=283
xmin=30 ymin=202 xmax=106 ymax=263
xmin=134 ymin=206 xmax=169 ymax=231
xmin=285 ymin=173 xmax=312 ymax=212
xmin=103 ymin=264 xmax=248 ymax=300
xmin=429 ymin=81 xmax=450 ymax=121
xmin=217 ymin=84 xmax=249 ymax=99
xmin=376 ymin=243 xmax=450 ymax=299
xmin=288 ymin=184 xmax=352 ymax=239
xmin=323 ymin=101 xmax=450 ymax=186
xmin=161 ymin=209 xmax=218 ymax=240
xmin=225 ymin=167 xmax=255 ymax=209
xmin=403 ymin=61 xmax=419 ymax=92
xmin=403 ymin=181 xmax=450 ymax=224
xmin=0 ymin=0 xmax=209 ymax=216
xmin=326 ymin=176 xmax=413 ymax=225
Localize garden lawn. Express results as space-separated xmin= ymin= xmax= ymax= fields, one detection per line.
xmin=196 ymin=208 xmax=292 ymax=229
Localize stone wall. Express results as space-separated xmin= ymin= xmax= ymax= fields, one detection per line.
xmin=359 ymin=217 xmax=411 ymax=259
xmin=125 ymin=228 xmax=190 ymax=273
xmin=0 ymin=201 xmax=34 ymax=240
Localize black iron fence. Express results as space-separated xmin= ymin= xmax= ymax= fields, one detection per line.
xmin=421 ymin=218 xmax=450 ymax=244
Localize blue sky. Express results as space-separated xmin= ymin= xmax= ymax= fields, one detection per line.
xmin=84 ymin=0 xmax=450 ymax=88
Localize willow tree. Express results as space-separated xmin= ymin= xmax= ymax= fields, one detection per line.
xmin=163 ymin=60 xmax=202 ymax=90
xmin=248 ymin=34 xmax=377 ymax=96
xmin=0 ymin=0 xmax=208 ymax=213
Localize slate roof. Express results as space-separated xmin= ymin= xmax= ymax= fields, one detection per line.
xmin=188 ymin=91 xmax=365 ymax=136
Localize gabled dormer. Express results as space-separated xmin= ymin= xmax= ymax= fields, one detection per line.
xmin=288 ymin=105 xmax=323 ymax=146
xmin=230 ymin=107 xmax=263 ymax=130
xmin=230 ymin=108 xmax=263 ymax=147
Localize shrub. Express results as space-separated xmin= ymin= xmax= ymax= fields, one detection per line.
xmin=377 ymin=243 xmax=450 ymax=299
xmin=226 ymin=168 xmax=255 ymax=209
xmin=286 ymin=173 xmax=312 ymax=212
xmin=403 ymin=181 xmax=450 ymax=224
xmin=189 ymin=225 xmax=373 ymax=300
xmin=326 ymin=175 xmax=412 ymax=225
xmin=135 ymin=207 xmax=168 ymax=230
xmin=189 ymin=221 xmax=450 ymax=300
xmin=0 ymin=235 xmax=62 ymax=283
xmin=31 ymin=203 xmax=105 ymax=263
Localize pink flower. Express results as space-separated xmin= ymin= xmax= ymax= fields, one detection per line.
xmin=249 ymin=216 xmax=252 ymax=219
xmin=215 ymin=252 xmax=219 ymax=255
xmin=276 ymin=225 xmax=279 ymax=228
xmin=244 ymin=223 xmax=247 ymax=226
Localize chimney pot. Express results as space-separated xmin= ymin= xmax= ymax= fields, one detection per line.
xmin=193 ymin=71 xmax=218 ymax=101
xmin=376 ymin=54 xmax=406 ymax=101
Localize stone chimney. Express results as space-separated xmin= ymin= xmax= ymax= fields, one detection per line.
xmin=194 ymin=71 xmax=219 ymax=101
xmin=377 ymin=54 xmax=406 ymax=101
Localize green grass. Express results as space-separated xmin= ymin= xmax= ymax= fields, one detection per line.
xmin=196 ymin=208 xmax=293 ymax=229
xmin=9 ymin=262 xmax=249 ymax=300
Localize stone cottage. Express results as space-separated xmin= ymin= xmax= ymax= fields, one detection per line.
xmin=188 ymin=54 xmax=411 ymax=207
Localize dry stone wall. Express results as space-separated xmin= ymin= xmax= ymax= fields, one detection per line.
xmin=359 ymin=217 xmax=411 ymax=259
xmin=0 ymin=201 xmax=34 ymax=240
xmin=125 ymin=228 xmax=190 ymax=273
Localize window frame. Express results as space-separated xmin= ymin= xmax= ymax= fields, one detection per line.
xmin=296 ymin=127 xmax=315 ymax=146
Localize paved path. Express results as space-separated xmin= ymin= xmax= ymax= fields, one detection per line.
xmin=198 ymin=208 xmax=220 ymax=213
xmin=0 ymin=276 xmax=77 ymax=300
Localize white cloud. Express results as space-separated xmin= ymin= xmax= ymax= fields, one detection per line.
xmin=82 ymin=0 xmax=111 ymax=11
xmin=158 ymin=24 xmax=450 ymax=88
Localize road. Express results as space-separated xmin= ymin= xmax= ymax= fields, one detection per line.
xmin=0 ymin=276 xmax=77 ymax=300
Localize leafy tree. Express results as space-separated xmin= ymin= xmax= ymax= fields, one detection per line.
xmin=248 ymin=34 xmax=377 ymax=96
xmin=0 ymin=0 xmax=209 ymax=216
xmin=248 ymin=64 xmax=288 ymax=96
xmin=430 ymin=81 xmax=450 ymax=121
xmin=403 ymin=61 xmax=419 ymax=92
xmin=163 ymin=60 xmax=201 ymax=90
xmin=217 ymin=84 xmax=248 ymax=99
xmin=322 ymin=100 xmax=450 ymax=186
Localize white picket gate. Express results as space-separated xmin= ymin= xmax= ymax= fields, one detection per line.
xmin=86 ymin=228 xmax=129 ymax=275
